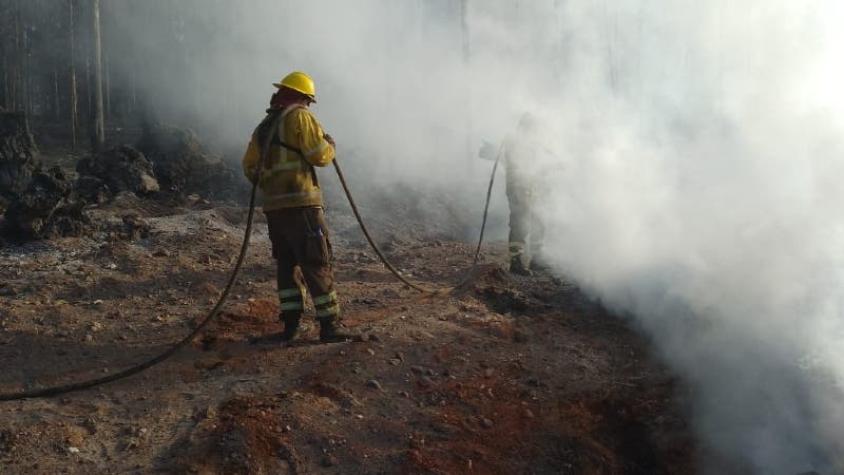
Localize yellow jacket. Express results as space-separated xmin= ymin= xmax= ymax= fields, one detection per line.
xmin=242 ymin=105 xmax=335 ymax=210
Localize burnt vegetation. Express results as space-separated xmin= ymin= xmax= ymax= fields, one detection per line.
xmin=0 ymin=2 xmax=698 ymax=474
xmin=0 ymin=0 xmax=245 ymax=242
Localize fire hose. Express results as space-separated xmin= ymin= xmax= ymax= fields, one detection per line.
xmin=331 ymin=141 xmax=502 ymax=293
xmin=0 ymin=132 xmax=502 ymax=401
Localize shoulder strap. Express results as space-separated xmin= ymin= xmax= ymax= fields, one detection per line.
xmin=270 ymin=105 xmax=306 ymax=156
xmin=265 ymin=106 xmax=320 ymax=188
xmin=270 ymin=136 xmax=303 ymax=156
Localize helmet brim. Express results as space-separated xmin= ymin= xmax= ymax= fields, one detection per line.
xmin=273 ymin=83 xmax=316 ymax=102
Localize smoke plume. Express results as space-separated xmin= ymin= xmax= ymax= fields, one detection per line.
xmin=105 ymin=1 xmax=844 ymax=472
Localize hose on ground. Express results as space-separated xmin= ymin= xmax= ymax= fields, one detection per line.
xmin=332 ymin=160 xmax=433 ymax=293
xmin=0 ymin=115 xmax=282 ymax=402
xmin=332 ymin=143 xmax=502 ymax=292
xmin=0 ymin=135 xmax=502 ymax=400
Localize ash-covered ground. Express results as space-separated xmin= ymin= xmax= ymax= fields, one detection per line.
xmin=0 ymin=139 xmax=695 ymax=474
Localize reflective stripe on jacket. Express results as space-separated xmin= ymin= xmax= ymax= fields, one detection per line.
xmin=241 ymin=105 xmax=335 ymax=210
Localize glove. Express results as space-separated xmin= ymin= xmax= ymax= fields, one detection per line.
xmin=479 ymin=140 xmax=497 ymax=160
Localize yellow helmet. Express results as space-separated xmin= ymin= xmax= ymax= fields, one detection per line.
xmin=273 ymin=71 xmax=316 ymax=99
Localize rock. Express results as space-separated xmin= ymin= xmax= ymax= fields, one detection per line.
xmin=139 ymin=174 xmax=160 ymax=193
xmin=137 ymin=125 xmax=245 ymax=200
xmin=312 ymin=382 xmax=362 ymax=408
xmin=75 ymin=175 xmax=110 ymax=204
xmin=81 ymin=417 xmax=98 ymax=435
xmin=320 ymin=454 xmax=337 ymax=467
xmin=122 ymin=214 xmax=150 ymax=240
xmin=3 ymin=167 xmax=88 ymax=240
xmin=523 ymin=408 xmax=535 ymax=419
xmin=67 ymin=446 xmax=80 ymax=454
xmin=366 ymin=379 xmax=383 ymax=391
xmin=513 ymin=329 xmax=530 ymax=343
xmin=480 ymin=417 xmax=494 ymax=429
xmin=76 ymin=145 xmax=159 ymax=198
xmin=0 ymin=284 xmax=17 ymax=297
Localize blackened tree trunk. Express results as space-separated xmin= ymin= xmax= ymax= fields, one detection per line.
xmin=21 ymin=7 xmax=31 ymax=118
xmin=0 ymin=111 xmax=39 ymax=202
xmin=53 ymin=68 xmax=60 ymax=120
xmin=0 ymin=21 xmax=6 ymax=111
xmin=460 ymin=0 xmax=473 ymax=164
xmin=104 ymin=39 xmax=111 ymax=121
xmin=90 ymin=0 xmax=104 ymax=151
xmin=68 ymin=0 xmax=78 ymax=149
xmin=12 ymin=0 xmax=22 ymax=112
xmin=460 ymin=0 xmax=470 ymax=62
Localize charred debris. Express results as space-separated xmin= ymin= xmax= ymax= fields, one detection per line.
xmin=0 ymin=1 xmax=246 ymax=244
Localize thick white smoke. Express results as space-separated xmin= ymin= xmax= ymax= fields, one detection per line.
xmin=108 ymin=0 xmax=844 ymax=472
xmin=518 ymin=1 xmax=844 ymax=472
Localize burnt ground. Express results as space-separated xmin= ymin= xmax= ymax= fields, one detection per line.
xmin=0 ymin=148 xmax=696 ymax=474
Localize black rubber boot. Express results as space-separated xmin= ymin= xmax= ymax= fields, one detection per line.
xmin=251 ymin=314 xmax=300 ymax=345
xmin=267 ymin=313 xmax=300 ymax=343
xmin=509 ymin=256 xmax=532 ymax=276
xmin=529 ymin=259 xmax=550 ymax=273
xmin=318 ymin=318 xmax=362 ymax=343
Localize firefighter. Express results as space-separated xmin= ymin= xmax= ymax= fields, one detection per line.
xmin=480 ymin=113 xmax=548 ymax=275
xmin=242 ymin=71 xmax=356 ymax=343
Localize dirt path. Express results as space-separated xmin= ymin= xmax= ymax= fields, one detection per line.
xmin=0 ymin=204 xmax=695 ymax=474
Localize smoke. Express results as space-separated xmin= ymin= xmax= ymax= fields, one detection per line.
xmin=104 ymin=0 xmax=844 ymax=472
xmin=527 ymin=1 xmax=844 ymax=472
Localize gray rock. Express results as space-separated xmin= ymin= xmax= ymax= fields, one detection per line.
xmin=76 ymin=145 xmax=159 ymax=197
xmin=137 ymin=125 xmax=245 ymax=200
xmin=4 ymin=167 xmax=88 ymax=240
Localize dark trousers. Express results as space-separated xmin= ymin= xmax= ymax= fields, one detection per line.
xmin=507 ymin=189 xmax=545 ymax=267
xmin=265 ymin=207 xmax=340 ymax=322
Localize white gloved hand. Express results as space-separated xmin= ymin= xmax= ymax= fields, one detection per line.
xmin=478 ymin=140 xmax=497 ymax=160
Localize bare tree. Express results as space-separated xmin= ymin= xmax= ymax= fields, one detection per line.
xmin=68 ymin=0 xmax=78 ymax=149
xmin=460 ymin=0 xmax=473 ymax=163
xmin=12 ymin=0 xmax=22 ymax=112
xmin=0 ymin=3 xmax=8 ymax=110
xmin=90 ymin=0 xmax=105 ymax=151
